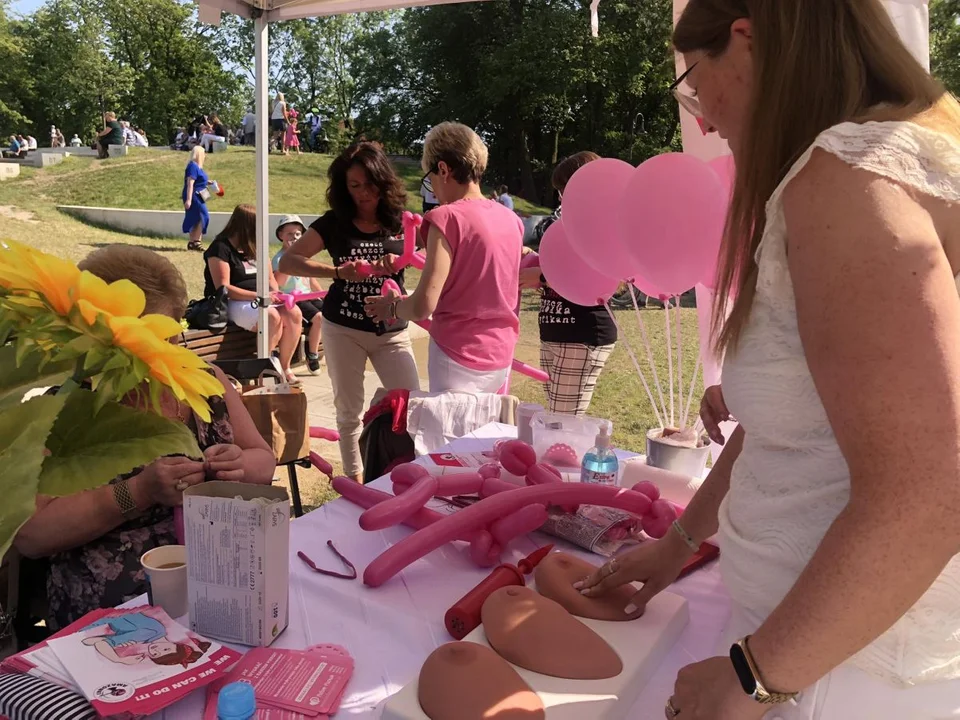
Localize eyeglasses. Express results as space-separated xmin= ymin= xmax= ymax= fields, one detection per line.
xmin=669 ymin=60 xmax=702 ymax=119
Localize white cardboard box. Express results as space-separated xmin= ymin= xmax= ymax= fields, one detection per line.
xmin=183 ymin=481 xmax=290 ymax=647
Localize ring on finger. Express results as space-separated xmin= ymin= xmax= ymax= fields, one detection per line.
xmin=605 ymin=558 xmax=619 ymax=576
xmin=666 ymin=698 xmax=680 ymax=717
xmin=175 ymin=480 xmax=189 ymax=491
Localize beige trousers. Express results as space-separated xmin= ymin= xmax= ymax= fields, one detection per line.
xmin=322 ymin=318 xmax=420 ymax=476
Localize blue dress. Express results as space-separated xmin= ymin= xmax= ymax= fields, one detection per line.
xmin=182 ymin=160 xmax=209 ymax=234
xmin=85 ymin=613 xmax=166 ymax=646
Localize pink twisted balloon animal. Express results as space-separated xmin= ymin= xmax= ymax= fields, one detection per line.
xmin=332 ymin=439 xmax=678 ymax=586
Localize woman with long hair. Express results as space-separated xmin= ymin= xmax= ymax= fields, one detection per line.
xmin=270 ymin=92 xmax=288 ymax=153
xmin=182 ymin=146 xmax=208 ymax=251
xmin=365 ymin=123 xmax=523 ymax=394
xmin=204 ymin=204 xmax=303 ymax=383
xmin=279 ymin=142 xmax=420 ymax=482
xmin=578 ymin=2 xmax=960 ymax=718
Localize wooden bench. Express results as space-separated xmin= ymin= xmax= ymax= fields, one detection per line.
xmin=178 ymin=325 xmax=258 ymax=363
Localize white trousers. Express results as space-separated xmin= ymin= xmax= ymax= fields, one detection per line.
xmin=718 ymin=604 xmax=960 ymax=720
xmin=427 ymin=340 xmax=509 ymax=394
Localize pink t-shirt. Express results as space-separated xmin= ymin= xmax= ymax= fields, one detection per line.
xmin=422 ymin=199 xmax=523 ymax=371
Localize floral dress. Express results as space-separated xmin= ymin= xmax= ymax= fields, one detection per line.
xmin=46 ymin=395 xmax=234 ymax=631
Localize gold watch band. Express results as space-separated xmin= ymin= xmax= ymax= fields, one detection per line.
xmin=112 ymin=479 xmax=140 ymax=520
xmin=741 ymin=637 xmax=798 ymax=705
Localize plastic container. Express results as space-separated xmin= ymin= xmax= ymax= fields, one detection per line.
xmin=217 ymin=681 xmax=256 ymax=720
xmin=516 ymin=403 xmax=544 ymax=445
xmin=531 ymin=412 xmax=605 ymax=470
xmin=580 ymin=421 xmax=619 ymax=486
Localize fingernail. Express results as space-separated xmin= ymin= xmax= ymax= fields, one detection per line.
xmin=579 ymin=588 xmax=591 ymax=596
xmin=572 ymin=581 xmax=583 ymax=589
xmin=624 ymin=603 xmax=637 ymax=615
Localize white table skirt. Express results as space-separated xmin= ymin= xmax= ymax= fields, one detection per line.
xmin=151 ymin=422 xmax=730 ymax=720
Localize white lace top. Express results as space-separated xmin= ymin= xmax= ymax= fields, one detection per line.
xmin=719 ymin=120 xmax=960 ymax=688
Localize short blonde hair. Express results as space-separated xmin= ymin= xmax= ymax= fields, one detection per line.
xmin=189 ymin=146 xmax=205 ymax=166
xmin=79 ymin=245 xmax=188 ymax=320
xmin=104 ymin=111 xmax=116 ymax=121
xmin=421 ymin=122 xmax=488 ymax=184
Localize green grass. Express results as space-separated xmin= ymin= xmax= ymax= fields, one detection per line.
xmin=0 ymin=151 xmax=700 ymax=509
xmin=22 ymin=147 xmax=551 ymax=217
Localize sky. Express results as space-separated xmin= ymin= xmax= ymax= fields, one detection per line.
xmin=11 ymin=0 xmax=47 ymax=15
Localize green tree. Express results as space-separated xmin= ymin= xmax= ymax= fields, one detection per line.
xmin=0 ymin=0 xmax=31 ymax=135
xmin=931 ymin=0 xmax=960 ymax=95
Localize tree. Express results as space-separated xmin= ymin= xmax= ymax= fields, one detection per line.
xmin=0 ymin=0 xmax=31 ymax=135
xmin=931 ymin=0 xmax=960 ymax=95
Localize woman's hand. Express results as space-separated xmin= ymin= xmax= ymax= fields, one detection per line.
xmin=375 ymin=253 xmax=402 ymax=276
xmin=133 ymin=456 xmax=205 ymax=507
xmin=204 ymin=444 xmax=245 ymax=482
xmin=336 ymin=261 xmax=365 ymax=282
xmin=184 ymin=199 xmax=192 ymax=211
xmin=519 ymin=267 xmax=542 ymax=290
xmin=668 ymin=657 xmax=766 ymax=720
xmin=574 ymin=531 xmax=694 ymax=615
xmin=365 ymin=287 xmax=400 ymax=324
xmin=700 ymin=385 xmax=733 ymax=446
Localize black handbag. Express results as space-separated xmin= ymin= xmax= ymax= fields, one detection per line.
xmin=184 ymin=286 xmax=228 ymax=331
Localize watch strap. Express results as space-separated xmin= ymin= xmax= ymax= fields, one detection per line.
xmin=112 ymin=479 xmax=140 ymax=520
xmin=730 ymin=637 xmax=798 ymax=705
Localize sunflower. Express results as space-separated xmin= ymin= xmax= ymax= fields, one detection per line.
xmin=0 ymin=240 xmax=80 ymax=315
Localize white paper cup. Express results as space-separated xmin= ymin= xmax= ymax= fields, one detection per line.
xmin=141 ymin=545 xmax=188 ymax=619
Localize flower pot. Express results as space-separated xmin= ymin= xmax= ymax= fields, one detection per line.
xmin=645 ymin=428 xmax=710 ymax=478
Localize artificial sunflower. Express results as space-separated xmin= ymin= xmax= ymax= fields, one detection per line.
xmin=0 ymin=239 xmax=80 ymax=315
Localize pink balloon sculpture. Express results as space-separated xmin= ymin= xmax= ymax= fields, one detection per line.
xmin=276 ymin=290 xmax=328 ymax=311
xmin=561 ymin=158 xmax=647 ymax=279
xmin=539 ymin=221 xmax=620 ymax=307
xmin=332 ymin=439 xmax=678 ymax=587
xmin=618 ymin=153 xmax=726 ymax=297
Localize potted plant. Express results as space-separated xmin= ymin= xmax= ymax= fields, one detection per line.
xmin=0 ymin=239 xmax=224 ymax=560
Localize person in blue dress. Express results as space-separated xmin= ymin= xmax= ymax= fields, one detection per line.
xmin=81 ymin=612 xmax=210 ymax=667
xmin=182 ymin=146 xmax=209 ymax=252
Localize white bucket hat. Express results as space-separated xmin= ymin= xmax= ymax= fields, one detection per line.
xmin=275 ymin=214 xmax=306 ymax=240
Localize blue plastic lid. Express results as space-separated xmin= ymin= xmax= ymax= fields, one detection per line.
xmin=217 ymin=681 xmax=256 ymax=720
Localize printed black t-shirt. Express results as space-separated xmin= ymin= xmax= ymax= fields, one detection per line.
xmin=203 ymin=234 xmax=258 ymax=297
xmin=309 ymin=210 xmax=408 ymax=333
xmin=533 ymin=213 xmax=617 ymax=346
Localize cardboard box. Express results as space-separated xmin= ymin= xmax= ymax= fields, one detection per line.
xmin=183 ymin=481 xmax=290 ymax=647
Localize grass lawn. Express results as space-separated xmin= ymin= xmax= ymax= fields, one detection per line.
xmin=0 ymin=150 xmax=703 ymax=511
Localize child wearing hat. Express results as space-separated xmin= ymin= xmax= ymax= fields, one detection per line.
xmin=273 ymin=214 xmax=324 ymax=374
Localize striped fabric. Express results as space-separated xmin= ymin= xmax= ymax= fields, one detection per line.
xmin=539 ymin=341 xmax=615 ymax=417
xmin=0 ymin=674 xmax=95 ymax=720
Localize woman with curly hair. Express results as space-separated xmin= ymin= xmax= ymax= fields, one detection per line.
xmin=279 ymin=141 xmax=420 ymax=482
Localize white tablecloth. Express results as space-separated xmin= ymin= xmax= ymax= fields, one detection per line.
xmin=153 ymin=422 xmax=730 ymax=720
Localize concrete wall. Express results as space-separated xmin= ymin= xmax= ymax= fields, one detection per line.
xmin=58 ymin=205 xmax=321 ymax=239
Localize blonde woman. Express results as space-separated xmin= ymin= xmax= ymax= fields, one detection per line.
xmin=182 ymin=146 xmax=208 ymax=251
xmin=365 ymin=122 xmax=524 ymax=394
xmin=270 ymin=92 xmax=288 ymax=153
xmin=578 ymin=1 xmax=960 ymax=718
xmin=95 ymin=111 xmax=124 ymax=159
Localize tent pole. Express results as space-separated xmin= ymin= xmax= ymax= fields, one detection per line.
xmin=254 ymin=11 xmax=271 ymax=359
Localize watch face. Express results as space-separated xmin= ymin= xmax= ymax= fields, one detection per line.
xmin=730 ymin=643 xmax=758 ymax=695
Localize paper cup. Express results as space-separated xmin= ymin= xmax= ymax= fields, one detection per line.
xmin=141 ymin=545 xmax=188 ymax=619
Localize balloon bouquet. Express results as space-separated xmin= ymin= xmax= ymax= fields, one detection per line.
xmin=535 ymin=152 xmax=734 ymax=438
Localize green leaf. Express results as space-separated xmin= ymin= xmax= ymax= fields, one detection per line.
xmin=52 ymin=334 xmax=96 ymax=364
xmin=0 ymin=344 xmax=74 ymax=410
xmin=0 ymin=394 xmax=67 ymax=564
xmin=39 ymin=389 xmax=202 ymax=496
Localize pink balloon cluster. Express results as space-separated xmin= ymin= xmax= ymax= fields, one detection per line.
xmin=539 ymin=153 xmax=735 ymax=302
xmin=332 ymin=439 xmax=678 ymax=587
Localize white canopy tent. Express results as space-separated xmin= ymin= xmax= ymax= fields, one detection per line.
xmin=196 ymin=0 xmax=930 ymax=360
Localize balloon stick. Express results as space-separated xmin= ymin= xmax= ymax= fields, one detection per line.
xmin=664 ymin=297 xmax=675 ymax=428
xmin=603 ymin=301 xmax=664 ymax=430
xmin=675 ymin=299 xmax=683 ymax=430
xmin=628 ymin=284 xmax=669 ymax=426
xmin=681 ymin=357 xmax=702 ymax=431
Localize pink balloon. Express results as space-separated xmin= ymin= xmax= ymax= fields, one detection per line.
xmin=708 ymin=154 xmax=735 ymax=199
xmin=632 ymin=480 xmax=661 ymax=501
xmin=619 ymin=153 xmax=727 ymax=297
xmin=561 ymin=158 xmax=645 ymax=278
xmin=499 ymin=440 xmax=537 ymax=476
xmin=360 ymin=475 xmax=438 ymax=531
xmin=410 ymin=252 xmax=426 ymax=270
xmin=640 ymin=498 xmax=678 ymax=539
xmin=525 ymin=463 xmax=562 ymax=486
xmin=511 ymin=359 xmax=548 ymax=383
xmin=381 ymin=278 xmax=402 ymax=297
xmin=479 ymin=475 xmax=523 ymax=498
xmin=489 ymin=504 xmax=548 ymax=547
xmin=332 ymin=476 xmax=471 ymax=537
xmin=469 ymin=530 xmax=499 ymax=567
xmin=520 ymin=252 xmax=540 ymax=270
xmin=538 ymin=222 xmax=620 ymax=307
xmin=391 ymin=463 xmax=431 ymax=487
xmin=478 ymin=462 xmax=501 ymax=480
xmin=308 ymin=451 xmax=333 ymax=477
xmin=309 ymin=426 xmax=340 ymax=442
xmin=363 ymin=484 xmax=654 ymax=586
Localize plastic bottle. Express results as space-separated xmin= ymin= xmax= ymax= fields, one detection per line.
xmin=580 ymin=421 xmax=619 ymax=486
xmin=217 ymin=681 xmax=256 ymax=720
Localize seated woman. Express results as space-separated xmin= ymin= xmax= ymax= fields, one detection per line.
xmin=13 ymin=244 xmax=277 ymax=630
xmin=365 ymin=122 xmax=524 ymax=393
xmin=204 ymin=204 xmax=304 ymax=384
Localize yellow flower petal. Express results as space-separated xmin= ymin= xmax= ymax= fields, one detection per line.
xmin=73 ymin=273 xmax=146 ymax=325
xmin=140 ymin=314 xmax=184 ymax=340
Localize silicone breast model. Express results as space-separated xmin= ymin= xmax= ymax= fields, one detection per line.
xmin=481 ymin=586 xmax=623 ymax=680
xmin=418 ymin=642 xmax=546 ymax=720
xmin=535 ymin=552 xmax=642 ymax=621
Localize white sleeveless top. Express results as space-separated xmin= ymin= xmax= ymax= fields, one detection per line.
xmin=719 ymin=120 xmax=960 ymax=688
xmin=271 ymin=101 xmax=286 ymax=121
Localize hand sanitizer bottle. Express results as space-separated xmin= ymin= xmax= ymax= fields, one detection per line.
xmin=218 ymin=681 xmax=256 ymax=720
xmin=580 ymin=421 xmax=619 ymax=486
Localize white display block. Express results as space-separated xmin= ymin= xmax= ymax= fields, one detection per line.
xmin=381 ymin=589 xmax=689 ymax=720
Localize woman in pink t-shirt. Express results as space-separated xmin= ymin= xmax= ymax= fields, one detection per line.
xmin=365 ymin=122 xmax=524 ymax=393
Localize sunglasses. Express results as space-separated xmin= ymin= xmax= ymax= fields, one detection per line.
xmin=669 ymin=60 xmax=702 ymax=119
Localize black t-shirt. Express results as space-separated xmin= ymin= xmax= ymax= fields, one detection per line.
xmin=203 ymin=234 xmax=258 ymax=297
xmin=212 ymin=122 xmax=227 ymax=138
xmin=310 ymin=210 xmax=407 ymax=333
xmin=533 ymin=213 xmax=617 ymax=346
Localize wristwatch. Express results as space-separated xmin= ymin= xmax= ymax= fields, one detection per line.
xmin=730 ymin=636 xmax=798 ymax=705
xmin=112 ymin=479 xmax=141 ymax=520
